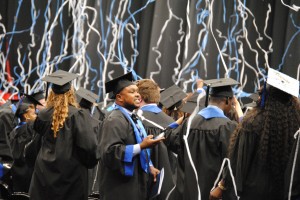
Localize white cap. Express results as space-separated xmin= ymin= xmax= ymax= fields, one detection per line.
xmin=267 ymin=68 xmax=299 ymax=97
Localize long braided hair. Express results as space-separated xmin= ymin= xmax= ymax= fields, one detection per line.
xmin=46 ymin=88 xmax=78 ymax=137
xmin=228 ymin=86 xmax=300 ymax=188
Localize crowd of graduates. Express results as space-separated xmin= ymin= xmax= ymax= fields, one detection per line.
xmin=0 ymin=68 xmax=299 ymax=200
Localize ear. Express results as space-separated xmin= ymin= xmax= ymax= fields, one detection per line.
xmin=116 ymin=94 xmax=123 ymax=102
xmin=23 ymin=113 xmax=29 ymax=120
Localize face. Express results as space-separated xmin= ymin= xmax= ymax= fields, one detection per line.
xmin=24 ymin=106 xmax=37 ymax=121
xmin=116 ymin=84 xmax=141 ymax=111
xmin=223 ymin=97 xmax=233 ymax=114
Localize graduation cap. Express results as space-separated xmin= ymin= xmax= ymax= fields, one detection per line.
xmin=181 ymin=92 xmax=206 ymax=114
xmin=42 ymin=70 xmax=79 ymax=95
xmin=22 ymin=93 xmax=43 ymax=106
xmin=267 ymin=68 xmax=299 ymax=97
xmin=76 ymin=87 xmax=99 ymax=104
xmin=248 ymin=93 xmax=259 ymax=102
xmin=160 ymin=85 xmax=187 ymax=110
xmin=105 ymin=71 xmax=134 ymax=99
xmin=31 ymin=90 xmax=45 ymax=101
xmin=242 ymin=93 xmax=260 ymax=109
xmin=204 ymin=78 xmax=240 ymax=106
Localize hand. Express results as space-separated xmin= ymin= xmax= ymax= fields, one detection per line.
xmin=196 ymin=79 xmax=204 ymax=89
xmin=149 ymin=166 xmax=160 ymax=182
xmin=232 ymin=97 xmax=243 ymax=119
xmin=140 ymin=135 xmax=165 ymax=149
xmin=209 ymin=187 xmax=223 ymax=200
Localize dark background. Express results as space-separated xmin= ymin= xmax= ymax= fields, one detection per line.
xmin=0 ymin=0 xmax=299 ymax=100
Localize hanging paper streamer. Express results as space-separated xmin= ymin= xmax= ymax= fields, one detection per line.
xmin=0 ymin=0 xmax=299 ymax=102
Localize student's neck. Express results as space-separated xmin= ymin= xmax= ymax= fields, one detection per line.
xmin=116 ymin=102 xmax=135 ymax=112
xmin=209 ymin=102 xmax=226 ymax=112
xmin=139 ymin=101 xmax=147 ymax=107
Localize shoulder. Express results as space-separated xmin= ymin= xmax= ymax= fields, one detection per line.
xmin=36 ymin=108 xmax=53 ymax=121
xmin=67 ymin=106 xmax=81 ymax=117
xmin=104 ymin=109 xmax=128 ymax=123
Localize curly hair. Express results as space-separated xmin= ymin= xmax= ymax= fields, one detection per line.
xmin=228 ymin=86 xmax=300 ymax=188
xmin=136 ymin=79 xmax=160 ymax=104
xmin=46 ymin=88 xmax=78 ymax=137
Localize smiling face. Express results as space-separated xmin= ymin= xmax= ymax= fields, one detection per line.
xmin=116 ymin=84 xmax=141 ymax=111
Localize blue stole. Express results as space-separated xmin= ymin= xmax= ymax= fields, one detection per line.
xmin=198 ymin=105 xmax=227 ymax=119
xmin=114 ymin=104 xmax=150 ymax=176
xmin=106 ymin=103 xmax=116 ymax=112
xmin=140 ymin=104 xmax=162 ymax=114
xmin=11 ymin=104 xmax=17 ymax=114
xmin=0 ymin=164 xmax=3 ymax=178
xmin=16 ymin=121 xmax=27 ymax=129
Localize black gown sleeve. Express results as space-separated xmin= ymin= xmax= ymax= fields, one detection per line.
xmin=73 ymin=110 xmax=99 ymax=169
xmin=164 ymin=121 xmax=186 ymax=154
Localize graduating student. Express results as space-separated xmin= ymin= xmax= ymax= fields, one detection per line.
xmin=210 ymin=69 xmax=300 ymax=200
xmin=23 ymin=90 xmax=46 ymax=111
xmin=10 ymin=113 xmax=35 ymax=195
xmin=0 ymin=95 xmax=19 ymax=163
xmin=29 ymin=70 xmax=99 ymax=200
xmin=136 ymin=79 xmax=178 ymax=200
xmin=99 ymin=72 xmax=163 ymax=200
xmin=164 ymin=78 xmax=240 ymax=200
xmin=160 ymin=85 xmax=187 ymax=120
xmin=76 ymin=87 xmax=102 ymax=197
xmin=76 ymin=87 xmax=99 ymax=114
xmin=9 ymin=94 xmax=43 ymax=194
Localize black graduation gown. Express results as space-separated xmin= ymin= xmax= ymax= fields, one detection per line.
xmin=9 ymin=121 xmax=35 ymax=193
xmin=165 ymin=114 xmax=237 ymax=200
xmin=29 ymin=106 xmax=99 ymax=200
xmin=223 ymin=113 xmax=298 ymax=200
xmin=141 ymin=109 xmax=177 ymax=200
xmin=81 ymin=108 xmax=103 ymax=197
xmin=93 ymin=101 xmax=114 ymax=121
xmin=99 ymin=109 xmax=149 ymax=200
xmin=285 ymin=135 xmax=300 ymax=200
xmin=0 ymin=105 xmax=17 ymax=162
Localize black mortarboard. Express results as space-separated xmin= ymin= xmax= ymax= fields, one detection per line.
xmin=22 ymin=93 xmax=43 ymax=106
xmin=248 ymin=93 xmax=259 ymax=102
xmin=76 ymin=87 xmax=99 ymax=104
xmin=31 ymin=90 xmax=45 ymax=101
xmin=160 ymin=85 xmax=187 ymax=110
xmin=42 ymin=70 xmax=79 ymax=94
xmin=242 ymin=93 xmax=259 ymax=109
xmin=105 ymin=72 xmax=134 ymax=99
xmin=181 ymin=92 xmax=206 ymax=114
xmin=204 ymin=78 xmax=240 ymax=106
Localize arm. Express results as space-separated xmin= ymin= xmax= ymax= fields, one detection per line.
xmin=164 ymin=119 xmax=185 ymax=154
xmin=73 ymin=110 xmax=99 ymax=168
